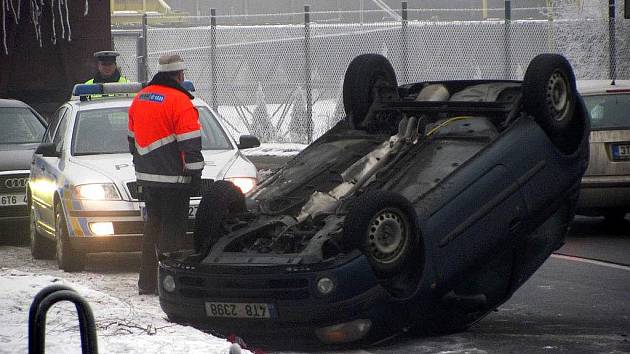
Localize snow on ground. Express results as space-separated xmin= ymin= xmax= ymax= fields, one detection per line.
xmin=0 ymin=248 xmax=248 ymax=354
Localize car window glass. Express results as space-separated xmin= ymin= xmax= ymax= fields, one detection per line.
xmin=52 ymin=109 xmax=72 ymax=149
xmin=73 ymin=107 xmax=129 ymax=155
xmin=583 ymin=94 xmax=630 ymax=129
xmin=0 ymin=107 xmax=46 ymax=144
xmin=44 ymin=107 xmax=67 ymax=143
xmin=197 ymin=107 xmax=233 ymax=150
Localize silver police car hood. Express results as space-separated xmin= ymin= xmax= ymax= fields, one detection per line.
xmin=70 ymin=150 xmax=242 ymax=183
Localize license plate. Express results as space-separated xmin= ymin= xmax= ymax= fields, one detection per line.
xmin=205 ymin=302 xmax=275 ymax=319
xmin=0 ymin=194 xmax=27 ymax=206
xmin=612 ymin=144 xmax=630 ymax=160
xmin=188 ymin=205 xmax=198 ymax=218
xmin=140 ymin=204 xmax=197 ymax=220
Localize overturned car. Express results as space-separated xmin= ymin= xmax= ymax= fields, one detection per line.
xmin=158 ymin=53 xmax=589 ymax=346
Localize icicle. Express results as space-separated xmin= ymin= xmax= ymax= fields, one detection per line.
xmin=50 ymin=0 xmax=56 ymax=44
xmin=3 ymin=0 xmax=8 ymax=55
xmin=64 ymin=0 xmax=71 ymax=41
xmin=84 ymin=0 xmax=88 ymax=16
xmin=9 ymin=0 xmax=17 ymax=24
xmin=57 ymin=0 xmax=64 ymax=40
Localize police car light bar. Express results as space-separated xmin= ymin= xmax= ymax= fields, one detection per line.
xmin=181 ymin=80 xmax=196 ymax=92
xmin=72 ymin=82 xmax=144 ymax=97
xmin=72 ymin=80 xmax=195 ymax=98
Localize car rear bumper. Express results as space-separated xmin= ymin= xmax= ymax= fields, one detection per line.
xmin=578 ymin=175 xmax=630 ymax=211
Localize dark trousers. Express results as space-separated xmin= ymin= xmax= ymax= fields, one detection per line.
xmin=138 ymin=186 xmax=190 ymax=291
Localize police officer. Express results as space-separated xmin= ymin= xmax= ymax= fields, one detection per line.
xmin=128 ymin=54 xmax=204 ymax=295
xmin=86 ymin=51 xmax=129 ymax=84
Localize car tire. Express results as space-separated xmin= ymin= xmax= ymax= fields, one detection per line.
xmin=30 ymin=204 xmax=54 ymax=259
xmin=55 ymin=202 xmax=85 ymax=272
xmin=343 ymin=190 xmax=418 ymax=276
xmin=194 ymin=181 xmax=246 ymax=255
xmin=522 ymin=53 xmax=577 ymax=149
xmin=343 ymin=54 xmax=400 ymax=133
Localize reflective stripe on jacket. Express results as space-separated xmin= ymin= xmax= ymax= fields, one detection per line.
xmin=128 ymin=84 xmax=203 ymax=188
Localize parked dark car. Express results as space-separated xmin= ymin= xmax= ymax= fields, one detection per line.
xmin=158 ymin=53 xmax=589 ymax=347
xmin=0 ymin=99 xmax=47 ymax=242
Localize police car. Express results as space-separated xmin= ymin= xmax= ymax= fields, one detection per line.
xmin=28 ymin=82 xmax=259 ymax=271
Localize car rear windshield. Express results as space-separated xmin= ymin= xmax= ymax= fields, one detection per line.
xmin=72 ymin=106 xmax=232 ymax=155
xmin=0 ymin=107 xmax=45 ymax=144
xmin=583 ymin=94 xmax=630 ymax=130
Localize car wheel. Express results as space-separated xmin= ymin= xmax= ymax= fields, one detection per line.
xmin=522 ymin=54 xmax=577 ymax=148
xmin=194 ymin=181 xmax=246 ymax=255
xmin=344 ymin=190 xmax=418 ymax=276
xmin=30 ymin=203 xmax=54 ymax=259
xmin=343 ymin=54 xmax=400 ymax=133
xmin=55 ymin=202 xmax=85 ymax=272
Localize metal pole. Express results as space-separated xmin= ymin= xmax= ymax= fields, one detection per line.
xmin=211 ymin=9 xmax=218 ymax=112
xmin=401 ymin=1 xmax=409 ymax=84
xmin=142 ymin=14 xmax=148 ymax=82
xmin=504 ymin=0 xmax=511 ymax=80
xmin=609 ymin=0 xmax=617 ymax=82
xmin=304 ymin=5 xmax=313 ymax=144
xmin=136 ymin=35 xmax=146 ymax=82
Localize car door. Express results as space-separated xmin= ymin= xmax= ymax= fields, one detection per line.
xmin=31 ymin=106 xmax=71 ymax=233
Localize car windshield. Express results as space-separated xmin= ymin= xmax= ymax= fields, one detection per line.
xmin=0 ymin=107 xmax=45 ymax=144
xmin=583 ymin=94 xmax=630 ymax=130
xmin=72 ymin=106 xmax=232 ymax=155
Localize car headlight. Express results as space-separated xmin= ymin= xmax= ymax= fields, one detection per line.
xmin=162 ymin=275 xmax=176 ymax=293
xmin=225 ymin=177 xmax=256 ymax=194
xmin=316 ymin=277 xmax=335 ymax=295
xmin=74 ymin=183 xmax=121 ymax=200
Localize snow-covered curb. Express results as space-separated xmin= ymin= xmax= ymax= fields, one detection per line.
xmin=0 ymin=268 xmax=245 ymax=354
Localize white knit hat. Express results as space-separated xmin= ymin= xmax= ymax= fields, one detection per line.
xmin=158 ymin=54 xmax=187 ymax=72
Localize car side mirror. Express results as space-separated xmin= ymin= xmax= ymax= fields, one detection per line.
xmin=35 ymin=143 xmax=61 ymax=158
xmin=237 ymin=135 xmax=260 ymax=149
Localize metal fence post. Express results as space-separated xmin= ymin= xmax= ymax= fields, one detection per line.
xmin=401 ymin=1 xmax=409 ymax=84
xmin=609 ymin=0 xmax=617 ymax=82
xmin=142 ymin=14 xmax=148 ymax=81
xmin=136 ymin=35 xmax=146 ymax=82
xmin=304 ymin=5 xmax=313 ymax=144
xmin=504 ymin=0 xmax=512 ymax=80
xmin=211 ymin=8 xmax=218 ymax=112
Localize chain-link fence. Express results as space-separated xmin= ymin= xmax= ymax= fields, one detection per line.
xmin=113 ymin=1 xmax=630 ymax=144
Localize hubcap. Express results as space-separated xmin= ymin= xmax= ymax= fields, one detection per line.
xmin=367 ymin=208 xmax=408 ymax=264
xmin=547 ymin=70 xmax=569 ymax=121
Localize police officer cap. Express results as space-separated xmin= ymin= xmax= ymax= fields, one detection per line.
xmin=94 ymin=51 xmax=120 ymax=63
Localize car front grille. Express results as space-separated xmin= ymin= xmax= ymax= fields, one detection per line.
xmin=178 ymin=275 xmax=311 ymax=300
xmin=126 ymin=179 xmax=214 ymax=199
xmin=0 ymin=173 xmax=29 ymax=194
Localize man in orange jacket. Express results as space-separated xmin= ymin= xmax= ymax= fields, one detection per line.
xmin=128 ymin=54 xmax=204 ymax=295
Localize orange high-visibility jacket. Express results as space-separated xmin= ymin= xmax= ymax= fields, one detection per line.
xmin=128 ymin=84 xmax=204 ymax=188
